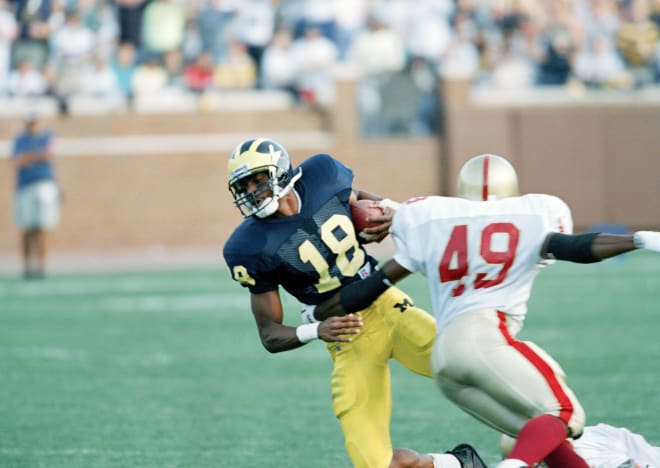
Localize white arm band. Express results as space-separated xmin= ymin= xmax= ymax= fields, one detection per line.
xmin=378 ymin=198 xmax=401 ymax=211
xmin=633 ymin=231 xmax=660 ymax=252
xmin=296 ymin=323 xmax=319 ymax=344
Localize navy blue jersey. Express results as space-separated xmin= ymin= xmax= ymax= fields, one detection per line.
xmin=223 ymin=154 xmax=379 ymax=305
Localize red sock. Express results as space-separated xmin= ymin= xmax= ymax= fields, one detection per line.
xmin=508 ymin=414 xmax=568 ymax=465
xmin=544 ymin=440 xmax=589 ymax=468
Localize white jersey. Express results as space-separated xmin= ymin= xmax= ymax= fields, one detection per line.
xmin=573 ymin=423 xmax=660 ymax=468
xmin=391 ymin=194 xmax=572 ymax=331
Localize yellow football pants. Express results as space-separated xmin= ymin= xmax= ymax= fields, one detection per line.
xmin=326 ymin=286 xmax=436 ymax=468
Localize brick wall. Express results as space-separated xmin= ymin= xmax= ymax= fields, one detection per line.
xmin=0 ymin=94 xmax=442 ymax=256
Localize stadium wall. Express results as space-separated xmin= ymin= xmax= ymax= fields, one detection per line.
xmin=2 ymin=79 xmax=660 ymax=261
xmin=0 ymin=88 xmax=442 ymax=255
xmin=442 ymin=80 xmax=660 ymax=231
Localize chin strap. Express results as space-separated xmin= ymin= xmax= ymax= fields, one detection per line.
xmin=254 ymin=196 xmax=278 ymax=218
xmin=255 ymin=168 xmax=303 ymax=218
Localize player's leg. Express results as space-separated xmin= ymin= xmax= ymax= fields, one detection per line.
xmin=32 ymin=228 xmax=46 ymax=277
xmin=34 ymin=181 xmax=60 ymax=277
xmin=20 ymin=230 xmax=30 ymax=277
xmin=432 ymin=309 xmax=586 ymax=467
xmin=380 ymin=287 xmax=436 ymax=378
xmin=327 ymin=310 xmax=394 ymax=468
xmin=15 ymin=186 xmax=35 ymax=278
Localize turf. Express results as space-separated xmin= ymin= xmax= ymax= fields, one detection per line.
xmin=0 ymin=252 xmax=658 ymax=467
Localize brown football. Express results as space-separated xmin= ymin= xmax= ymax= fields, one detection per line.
xmin=350 ymin=199 xmax=384 ymax=235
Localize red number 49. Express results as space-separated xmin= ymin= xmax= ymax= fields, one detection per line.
xmin=439 ymin=223 xmax=520 ymax=297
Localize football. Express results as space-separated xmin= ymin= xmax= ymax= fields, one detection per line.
xmin=350 ymin=199 xmax=384 ymax=237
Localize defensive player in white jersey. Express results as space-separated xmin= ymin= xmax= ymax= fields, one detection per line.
xmin=501 ymin=423 xmax=660 ymax=468
xmin=313 ymin=154 xmax=660 ymax=468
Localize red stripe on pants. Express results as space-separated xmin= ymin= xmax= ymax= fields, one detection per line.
xmin=496 ymin=311 xmax=574 ymax=424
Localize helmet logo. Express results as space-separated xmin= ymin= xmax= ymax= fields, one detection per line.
xmin=230 ymin=163 xmax=250 ymax=180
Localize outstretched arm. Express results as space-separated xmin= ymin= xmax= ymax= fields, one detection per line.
xmin=314 ymin=259 xmax=413 ymax=321
xmin=250 ymin=290 xmax=363 ymax=353
xmin=541 ymin=231 xmax=660 ymax=263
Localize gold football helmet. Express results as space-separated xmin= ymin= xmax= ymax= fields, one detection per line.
xmin=457 ymin=154 xmax=519 ymax=201
xmin=227 ymin=138 xmax=301 ymax=218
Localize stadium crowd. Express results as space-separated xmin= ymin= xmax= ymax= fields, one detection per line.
xmin=1 ymin=0 xmax=659 ymax=134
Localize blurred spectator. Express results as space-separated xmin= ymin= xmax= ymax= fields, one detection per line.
xmin=348 ymin=12 xmax=406 ymax=136
xmin=616 ymin=0 xmax=659 ymax=87
xmin=7 ymin=58 xmax=48 ymax=95
xmin=132 ymin=55 xmax=168 ymax=96
xmin=409 ymin=56 xmax=441 ymax=135
xmin=1 ymin=0 xmax=659 ymax=133
xmin=141 ymin=0 xmax=187 ymax=56
xmin=572 ymin=32 xmax=631 ymax=88
xmin=81 ymin=0 xmax=119 ymax=60
xmin=0 ymin=0 xmax=18 ymax=94
xmin=10 ymin=0 xmax=53 ymax=70
xmin=295 ymin=0 xmax=336 ymax=41
xmin=214 ymin=40 xmax=256 ymax=90
xmin=536 ymin=0 xmax=583 ymax=85
xmin=491 ymin=32 xmax=537 ymax=89
xmin=334 ymin=0 xmax=367 ymax=61
xmin=181 ymin=15 xmax=203 ymax=63
xmin=115 ymin=0 xmax=148 ymax=49
xmin=652 ymin=0 xmax=660 ymax=28
xmin=441 ymin=11 xmax=481 ymax=80
xmin=232 ymin=0 xmax=275 ymax=87
xmin=80 ymin=56 xmax=122 ymax=98
xmin=50 ymin=8 xmax=95 ymax=113
xmin=11 ymin=111 xmax=60 ymax=279
xmin=348 ymin=12 xmax=406 ymax=77
xmin=577 ymin=0 xmax=621 ymax=39
xmin=163 ymin=49 xmax=185 ymax=88
xmin=184 ymin=50 xmax=214 ymax=93
xmin=260 ymin=27 xmax=297 ymax=95
xmin=196 ymin=0 xmax=237 ymax=63
xmin=112 ymin=41 xmax=136 ymax=100
xmin=290 ymin=25 xmax=338 ymax=109
xmin=405 ymin=2 xmax=453 ymax=67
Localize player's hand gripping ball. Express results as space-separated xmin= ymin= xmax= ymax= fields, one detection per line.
xmin=350 ymin=199 xmax=386 ymax=243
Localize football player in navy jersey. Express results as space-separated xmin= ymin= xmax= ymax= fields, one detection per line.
xmin=223 ymin=138 xmax=487 ymax=468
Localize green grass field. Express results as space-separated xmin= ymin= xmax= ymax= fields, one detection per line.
xmin=1 ymin=252 xmax=659 ymax=467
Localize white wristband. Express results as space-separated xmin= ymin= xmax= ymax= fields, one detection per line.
xmin=378 ymin=198 xmax=401 ymax=211
xmin=633 ymin=231 xmax=660 ymax=252
xmin=296 ymin=323 xmax=319 ymax=343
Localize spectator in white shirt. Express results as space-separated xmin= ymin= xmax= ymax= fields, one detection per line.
xmin=260 ymin=27 xmax=298 ymax=96
xmin=573 ymin=32 xmax=630 ymax=88
xmin=7 ymin=59 xmax=48 ymax=96
xmin=290 ymin=25 xmax=338 ymax=108
xmin=80 ymin=57 xmax=122 ymax=98
xmin=0 ymin=0 xmax=18 ymax=94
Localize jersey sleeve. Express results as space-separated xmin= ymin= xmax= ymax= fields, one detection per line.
xmin=543 ymin=195 xmax=573 ymax=235
xmin=223 ymin=228 xmax=279 ymax=295
xmin=390 ymin=202 xmax=424 ymax=273
xmin=300 ymin=154 xmax=354 ymax=204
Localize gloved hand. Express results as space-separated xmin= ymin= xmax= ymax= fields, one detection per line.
xmin=633 ymin=231 xmax=660 ymax=252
